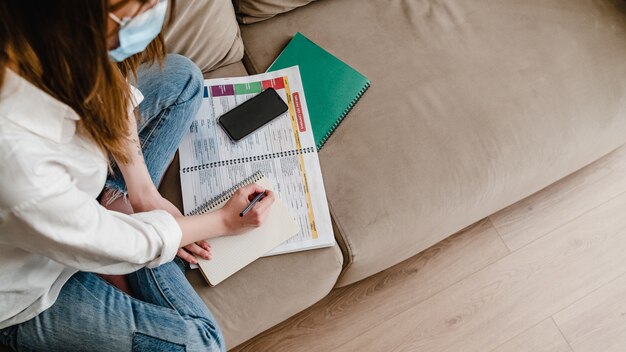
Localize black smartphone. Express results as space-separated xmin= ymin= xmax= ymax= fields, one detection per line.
xmin=218 ymin=87 xmax=288 ymax=141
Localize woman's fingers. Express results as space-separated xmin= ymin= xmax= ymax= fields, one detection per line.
xmin=254 ymin=190 xmax=275 ymax=214
xmin=176 ymin=248 xmax=197 ymax=264
xmin=177 ymin=242 xmax=212 ymax=264
xmin=186 ymin=242 xmax=212 ymax=260
xmin=243 ymin=190 xmax=275 ymax=226
xmin=238 ymin=183 xmax=266 ymax=201
xmin=223 ymin=185 xmax=276 ymax=234
xmin=197 ymin=240 xmax=211 ymax=251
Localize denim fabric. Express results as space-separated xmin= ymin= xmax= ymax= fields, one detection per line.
xmin=1 ymin=259 xmax=225 ymax=352
xmin=0 ymin=54 xmax=226 ymax=351
xmin=105 ymin=53 xmax=204 ymax=193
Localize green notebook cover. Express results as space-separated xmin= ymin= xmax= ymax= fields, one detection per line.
xmin=267 ymin=32 xmax=371 ymax=150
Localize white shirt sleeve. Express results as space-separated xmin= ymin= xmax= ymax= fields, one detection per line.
xmin=0 ymin=142 xmax=182 ymax=275
xmin=129 ymin=84 xmax=144 ymax=110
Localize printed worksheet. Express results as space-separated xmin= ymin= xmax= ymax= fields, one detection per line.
xmin=178 ymin=66 xmax=335 ymax=255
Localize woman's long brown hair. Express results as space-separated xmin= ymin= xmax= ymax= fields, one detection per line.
xmin=0 ymin=0 xmax=174 ymax=164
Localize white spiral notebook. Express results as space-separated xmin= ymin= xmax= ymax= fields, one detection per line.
xmin=192 ymin=172 xmax=299 ymax=286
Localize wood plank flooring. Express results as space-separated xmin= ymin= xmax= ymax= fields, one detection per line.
xmin=553 ymin=273 xmax=626 ymax=352
xmin=491 ymin=319 xmax=571 ymax=352
xmin=231 ymin=145 xmax=626 ymax=352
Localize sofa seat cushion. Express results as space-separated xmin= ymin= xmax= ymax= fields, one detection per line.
xmin=183 ymin=244 xmax=343 ymax=349
xmin=164 ymin=0 xmax=244 ymax=73
xmin=240 ymin=0 xmax=626 ymax=287
xmin=158 ymin=61 xmax=344 ymax=348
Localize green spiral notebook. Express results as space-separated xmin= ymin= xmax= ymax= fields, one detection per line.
xmin=267 ymin=32 xmax=371 ymax=150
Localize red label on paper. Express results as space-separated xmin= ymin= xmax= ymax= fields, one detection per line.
xmin=293 ymin=92 xmax=306 ymax=132
xmin=261 ymin=78 xmax=285 ymax=90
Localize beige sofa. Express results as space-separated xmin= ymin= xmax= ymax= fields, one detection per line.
xmin=161 ymin=0 xmax=626 ymax=349
xmin=157 ymin=0 xmax=626 ymax=349
xmin=2 ymin=1 xmax=625 ymax=351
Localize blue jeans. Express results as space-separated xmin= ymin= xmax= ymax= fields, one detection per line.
xmin=0 ymin=54 xmax=226 ymax=352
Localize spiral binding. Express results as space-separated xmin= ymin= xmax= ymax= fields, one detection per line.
xmin=181 ymin=147 xmax=316 ymax=173
xmin=186 ymin=171 xmax=265 ymax=216
xmin=317 ymin=81 xmax=371 ymax=151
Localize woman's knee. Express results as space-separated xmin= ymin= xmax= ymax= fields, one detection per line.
xmin=162 ymin=54 xmax=203 ymax=104
xmin=187 ymin=316 xmax=226 ymax=352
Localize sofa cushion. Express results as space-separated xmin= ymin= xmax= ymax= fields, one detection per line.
xmin=233 ymin=0 xmax=316 ymax=24
xmin=158 ymin=61 xmax=344 ymax=348
xmin=164 ymin=0 xmax=244 ymax=73
xmin=184 ymin=244 xmax=343 ymax=349
xmin=240 ymin=0 xmax=626 ymax=287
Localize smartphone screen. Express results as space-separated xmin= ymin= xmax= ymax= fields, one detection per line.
xmin=218 ymin=88 xmax=289 ymax=141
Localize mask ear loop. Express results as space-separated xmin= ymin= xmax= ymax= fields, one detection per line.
xmin=108 ymin=0 xmax=162 ymax=29
xmin=108 ymin=12 xmax=129 ymax=28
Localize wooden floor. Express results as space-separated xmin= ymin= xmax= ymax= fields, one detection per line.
xmin=231 ymin=145 xmax=626 ymax=352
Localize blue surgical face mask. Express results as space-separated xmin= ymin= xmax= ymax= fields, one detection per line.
xmin=108 ymin=0 xmax=168 ymax=62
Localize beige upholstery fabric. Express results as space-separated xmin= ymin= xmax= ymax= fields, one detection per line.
xmin=240 ymin=0 xmax=626 ymax=287
xmin=233 ymin=0 xmax=317 ymax=24
xmin=158 ymin=61 xmax=344 ymax=348
xmin=185 ymin=244 xmax=343 ymax=349
xmin=164 ymin=0 xmax=244 ymax=73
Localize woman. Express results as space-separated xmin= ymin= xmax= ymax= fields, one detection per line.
xmin=0 ymin=0 xmax=275 ymax=351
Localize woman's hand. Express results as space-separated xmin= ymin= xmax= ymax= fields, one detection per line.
xmin=170 ymin=183 xmax=276 ymax=255
xmin=175 ymin=240 xmax=212 ymax=265
xmin=128 ymin=186 xmax=212 ymax=264
xmin=218 ymin=183 xmax=275 ymax=236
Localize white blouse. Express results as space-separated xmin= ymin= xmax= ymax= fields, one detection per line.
xmin=0 ymin=69 xmax=182 ymax=329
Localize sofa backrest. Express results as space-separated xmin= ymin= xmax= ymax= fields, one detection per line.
xmin=164 ymin=0 xmax=244 ymax=73
xmin=164 ymin=0 xmax=321 ymax=73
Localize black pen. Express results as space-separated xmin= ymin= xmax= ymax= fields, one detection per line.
xmin=239 ymin=191 xmax=266 ymax=217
